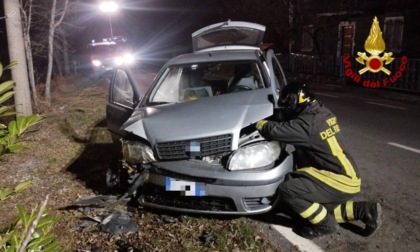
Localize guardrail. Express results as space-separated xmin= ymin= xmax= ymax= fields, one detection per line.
xmin=277 ymin=54 xmax=420 ymax=92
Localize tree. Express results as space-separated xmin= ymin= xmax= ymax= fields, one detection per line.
xmin=44 ymin=0 xmax=69 ymax=104
xmin=3 ymin=0 xmax=33 ymax=116
xmin=19 ymin=0 xmax=39 ymax=107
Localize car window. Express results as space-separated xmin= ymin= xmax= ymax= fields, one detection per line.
xmin=148 ymin=61 xmax=265 ymax=104
xmin=111 ymin=69 xmax=134 ymax=108
xmin=270 ymin=56 xmax=287 ymax=95
xmin=149 ymin=67 xmax=183 ymax=103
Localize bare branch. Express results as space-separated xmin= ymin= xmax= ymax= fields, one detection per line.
xmin=17 ymin=195 xmax=50 ymax=252
xmin=53 ymin=0 xmax=69 ymax=29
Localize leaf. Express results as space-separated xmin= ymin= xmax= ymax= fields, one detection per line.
xmin=0 ymin=80 xmax=15 ymax=96
xmin=6 ymin=246 xmax=16 ymax=252
xmin=0 ymin=230 xmax=16 ymax=248
xmin=0 ymin=188 xmax=14 ymax=201
xmin=7 ymin=121 xmax=17 ymax=136
xmin=42 ymin=241 xmax=60 ymax=252
xmin=0 ymin=105 xmax=15 ymax=117
xmin=3 ymin=61 xmax=18 ymax=70
xmin=13 ymin=115 xmax=43 ymax=136
xmin=17 ymin=204 xmax=30 ymax=227
xmin=0 ymin=91 xmax=14 ymax=104
xmin=0 ymin=63 xmax=3 ymax=78
xmin=35 ymin=215 xmax=59 ymax=230
xmin=14 ymin=180 xmax=32 ymax=193
xmin=27 ymin=233 xmax=55 ymax=249
xmin=6 ymin=143 xmax=22 ymax=153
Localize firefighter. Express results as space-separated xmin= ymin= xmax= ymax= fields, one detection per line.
xmin=256 ymin=82 xmax=382 ymax=239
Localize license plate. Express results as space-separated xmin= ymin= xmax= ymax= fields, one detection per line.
xmin=165 ymin=177 xmax=206 ymax=196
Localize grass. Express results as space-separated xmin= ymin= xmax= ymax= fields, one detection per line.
xmin=0 ymin=74 xmax=284 ymax=251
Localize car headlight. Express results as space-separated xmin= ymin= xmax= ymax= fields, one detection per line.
xmin=92 ymin=60 xmax=102 ymax=67
xmin=122 ymin=140 xmax=156 ymax=164
xmin=114 ymin=56 xmax=124 ymax=66
xmin=114 ymin=54 xmax=135 ymax=66
xmin=123 ymin=54 xmax=135 ymax=64
xmin=227 ymin=141 xmax=281 ymax=171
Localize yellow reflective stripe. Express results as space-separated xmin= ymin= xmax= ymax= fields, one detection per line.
xmin=298 ymin=167 xmax=361 ymax=194
xmin=334 ymin=205 xmax=345 ymax=223
xmin=346 ymin=201 xmax=355 ymax=221
xmin=300 ymin=203 xmax=320 ymax=219
xmin=326 ymin=136 xmax=356 ymax=178
xmin=310 ymin=206 xmax=327 ymax=224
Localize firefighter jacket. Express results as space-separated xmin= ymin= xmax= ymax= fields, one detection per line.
xmin=260 ymin=100 xmax=361 ymax=194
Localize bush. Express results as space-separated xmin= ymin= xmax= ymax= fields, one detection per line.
xmin=0 ymin=62 xmax=42 ymax=155
xmin=0 ymin=62 xmax=59 ymax=251
xmin=0 ymin=196 xmax=60 ymax=252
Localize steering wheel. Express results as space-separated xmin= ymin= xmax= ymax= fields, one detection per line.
xmin=229 ymin=85 xmax=253 ymax=92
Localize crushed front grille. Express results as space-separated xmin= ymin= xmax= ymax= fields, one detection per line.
xmin=156 ymin=134 xmax=232 ymax=160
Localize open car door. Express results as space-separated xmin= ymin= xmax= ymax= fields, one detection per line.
xmin=265 ymin=49 xmax=288 ymax=108
xmin=106 ymin=68 xmax=142 ymax=143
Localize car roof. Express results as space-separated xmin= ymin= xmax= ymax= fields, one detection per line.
xmin=192 ymin=20 xmax=266 ymax=52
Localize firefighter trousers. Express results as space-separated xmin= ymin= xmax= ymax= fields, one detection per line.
xmin=278 ymin=174 xmax=359 ymax=225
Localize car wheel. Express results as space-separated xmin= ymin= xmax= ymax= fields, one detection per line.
xmin=106 ymin=153 xmax=127 ymax=193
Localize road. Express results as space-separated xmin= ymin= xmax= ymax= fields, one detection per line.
xmin=267 ymin=83 xmax=420 ymax=251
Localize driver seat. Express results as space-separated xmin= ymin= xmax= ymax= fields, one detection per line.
xmin=228 ymin=63 xmax=257 ymax=91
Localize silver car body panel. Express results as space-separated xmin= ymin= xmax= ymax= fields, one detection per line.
xmin=123 ymin=88 xmax=274 ymax=149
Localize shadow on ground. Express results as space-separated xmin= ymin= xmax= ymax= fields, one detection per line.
xmin=66 ymin=119 xmax=119 ymax=195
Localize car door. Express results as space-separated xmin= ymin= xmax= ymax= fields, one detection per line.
xmin=265 ymin=49 xmax=288 ymax=108
xmin=106 ymin=67 xmax=142 ymax=143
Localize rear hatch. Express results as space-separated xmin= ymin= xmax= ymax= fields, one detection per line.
xmin=192 ymin=20 xmax=265 ymax=52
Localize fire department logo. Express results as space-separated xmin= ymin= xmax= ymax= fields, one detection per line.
xmin=356 ymin=17 xmax=394 ymax=75
xmin=342 ymin=16 xmax=407 ymax=89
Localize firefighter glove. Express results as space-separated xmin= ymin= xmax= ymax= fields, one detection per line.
xmin=256 ymin=120 xmax=268 ymax=132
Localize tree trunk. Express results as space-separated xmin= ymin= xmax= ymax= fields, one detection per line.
xmin=23 ymin=35 xmax=38 ymax=107
xmin=44 ymin=0 xmax=57 ymax=104
xmin=44 ymin=0 xmax=68 ymax=104
xmin=53 ymin=47 xmax=63 ymax=77
xmin=4 ymin=0 xmax=33 ymax=116
xmin=61 ymin=31 xmax=71 ymax=76
xmin=20 ymin=0 xmax=39 ymax=107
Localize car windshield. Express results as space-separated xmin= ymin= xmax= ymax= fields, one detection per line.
xmin=148 ymin=61 xmax=265 ymax=104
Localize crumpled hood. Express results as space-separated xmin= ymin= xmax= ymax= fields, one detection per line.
xmin=122 ymin=89 xmax=274 ymax=148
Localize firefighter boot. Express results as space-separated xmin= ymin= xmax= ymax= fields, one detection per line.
xmin=354 ymin=202 xmax=382 ymax=236
xmin=300 ymin=214 xmax=339 ymax=240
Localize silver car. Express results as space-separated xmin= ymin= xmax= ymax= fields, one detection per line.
xmin=106 ymin=21 xmax=293 ymax=215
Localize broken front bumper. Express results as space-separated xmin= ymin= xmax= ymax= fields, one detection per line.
xmin=132 ymin=154 xmax=293 ymax=215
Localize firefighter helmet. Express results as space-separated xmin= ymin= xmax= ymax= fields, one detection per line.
xmin=278 ymin=82 xmax=315 ymax=116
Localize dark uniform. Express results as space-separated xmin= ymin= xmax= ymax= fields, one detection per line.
xmin=257 ymin=83 xmax=381 ymax=239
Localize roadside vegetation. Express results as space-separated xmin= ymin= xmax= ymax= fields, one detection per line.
xmin=0 ymin=62 xmax=59 ymax=251
xmin=0 ymin=71 xmax=283 ymax=251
